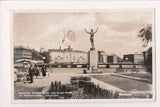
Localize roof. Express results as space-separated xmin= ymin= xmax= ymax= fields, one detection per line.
xmin=15 ymin=59 xmax=43 ymax=64
xmin=48 ymin=48 xmax=87 ymax=53
xmin=98 ymin=51 xmax=107 ymax=55
xmin=14 ymin=45 xmax=31 ymax=50
xmin=124 ymin=52 xmax=143 ymax=56
xmin=15 ymin=59 xmax=32 ymax=63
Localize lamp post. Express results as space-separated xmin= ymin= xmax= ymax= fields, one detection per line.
xmin=125 ymin=57 xmax=128 ymax=72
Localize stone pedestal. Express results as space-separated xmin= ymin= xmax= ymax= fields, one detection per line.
xmin=88 ymin=50 xmax=98 ymax=72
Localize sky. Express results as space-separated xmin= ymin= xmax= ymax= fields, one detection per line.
xmin=13 ymin=9 xmax=154 ymax=57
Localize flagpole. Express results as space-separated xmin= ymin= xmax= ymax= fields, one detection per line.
xmin=60 ymin=34 xmax=66 ymax=49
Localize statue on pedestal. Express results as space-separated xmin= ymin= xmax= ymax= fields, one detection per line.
xmin=84 ymin=27 xmax=98 ymax=50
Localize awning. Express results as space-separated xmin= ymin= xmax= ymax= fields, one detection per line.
xmin=15 ymin=59 xmax=32 ymax=63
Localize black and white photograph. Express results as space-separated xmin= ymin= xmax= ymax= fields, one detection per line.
xmin=11 ymin=9 xmax=155 ymax=102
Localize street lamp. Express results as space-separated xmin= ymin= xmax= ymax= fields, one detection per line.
xmin=125 ymin=57 xmax=128 ymax=72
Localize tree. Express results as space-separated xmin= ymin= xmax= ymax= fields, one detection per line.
xmin=138 ymin=24 xmax=152 ymax=47
xmin=43 ymin=51 xmax=50 ymax=63
xmin=137 ymin=24 xmax=152 ymax=74
xmin=144 ymin=47 xmax=152 ymax=74
xmin=40 ymin=51 xmax=50 ymax=63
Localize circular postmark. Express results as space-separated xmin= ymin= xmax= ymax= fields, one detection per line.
xmin=67 ymin=30 xmax=76 ymax=41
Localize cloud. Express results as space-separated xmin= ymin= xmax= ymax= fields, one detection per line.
xmin=14 ymin=9 xmax=154 ymax=57
xmin=35 ymin=25 xmax=60 ymax=40
xmin=95 ymin=11 xmax=153 ymax=32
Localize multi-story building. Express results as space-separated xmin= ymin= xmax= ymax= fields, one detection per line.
xmin=123 ymin=54 xmax=134 ymax=63
xmin=49 ymin=46 xmax=88 ymax=64
xmin=14 ymin=46 xmax=32 ymax=63
xmin=123 ymin=52 xmax=144 ymax=64
xmin=32 ymin=49 xmax=42 ymax=60
xmin=107 ymin=54 xmax=117 ymax=64
xmin=107 ymin=54 xmax=122 ymax=64
xmin=134 ymin=53 xmax=145 ymax=64
xmin=98 ymin=51 xmax=107 ymax=64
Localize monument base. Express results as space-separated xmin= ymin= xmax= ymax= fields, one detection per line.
xmin=88 ymin=50 xmax=98 ymax=72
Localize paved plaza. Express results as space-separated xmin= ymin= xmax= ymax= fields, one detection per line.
xmin=14 ymin=68 xmax=152 ymax=99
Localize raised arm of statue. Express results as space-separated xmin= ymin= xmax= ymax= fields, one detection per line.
xmin=84 ymin=29 xmax=90 ymax=34
xmin=94 ymin=27 xmax=98 ymax=34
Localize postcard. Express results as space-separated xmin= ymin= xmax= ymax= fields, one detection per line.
xmin=11 ymin=9 xmax=155 ymax=103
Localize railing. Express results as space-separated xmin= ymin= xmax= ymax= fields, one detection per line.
xmin=35 ymin=63 xmax=146 ymax=69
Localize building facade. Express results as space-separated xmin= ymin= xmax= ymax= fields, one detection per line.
xmin=98 ymin=51 xmax=107 ymax=64
xmin=49 ymin=46 xmax=88 ymax=64
xmin=123 ymin=53 xmax=144 ymax=64
xmin=32 ymin=49 xmax=43 ymax=61
xmin=107 ymin=54 xmax=118 ymax=64
xmin=123 ymin=54 xmax=134 ymax=63
xmin=98 ymin=52 xmax=121 ymax=64
xmin=134 ymin=53 xmax=145 ymax=64
xmin=14 ymin=46 xmax=32 ymax=63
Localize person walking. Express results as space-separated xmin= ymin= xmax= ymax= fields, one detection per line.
xmin=35 ymin=65 xmax=40 ymax=78
xmin=28 ymin=65 xmax=34 ymax=83
xmin=41 ymin=66 xmax=46 ymax=78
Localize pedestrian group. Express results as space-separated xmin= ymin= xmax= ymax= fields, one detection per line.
xmin=28 ymin=64 xmax=48 ymax=84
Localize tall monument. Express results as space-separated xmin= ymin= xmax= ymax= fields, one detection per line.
xmin=84 ymin=27 xmax=98 ymax=72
